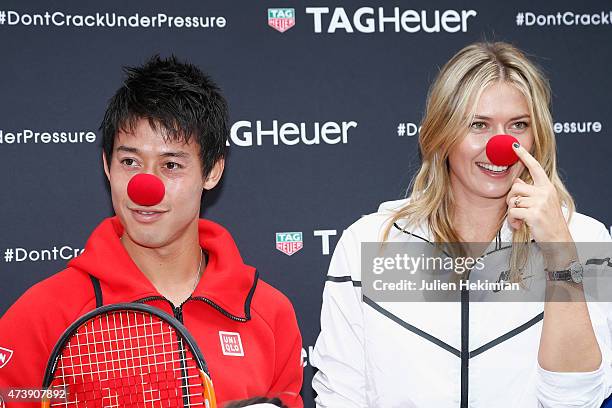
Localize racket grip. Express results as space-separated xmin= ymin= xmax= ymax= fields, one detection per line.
xmin=200 ymin=369 xmax=217 ymax=408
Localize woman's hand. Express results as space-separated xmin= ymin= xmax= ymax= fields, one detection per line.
xmin=506 ymin=143 xmax=573 ymax=245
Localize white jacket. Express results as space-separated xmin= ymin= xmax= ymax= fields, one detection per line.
xmin=311 ymin=199 xmax=612 ymax=408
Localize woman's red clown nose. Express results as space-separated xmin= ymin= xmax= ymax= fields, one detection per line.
xmin=127 ymin=173 xmax=165 ymax=206
xmin=486 ymin=134 xmax=520 ymax=166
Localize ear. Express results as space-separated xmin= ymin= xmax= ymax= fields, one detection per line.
xmin=203 ymin=158 xmax=225 ymax=190
xmin=102 ymin=151 xmax=111 ymax=182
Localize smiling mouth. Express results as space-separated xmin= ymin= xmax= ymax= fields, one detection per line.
xmin=129 ymin=207 xmax=167 ymax=214
xmin=129 ymin=208 xmax=167 ymax=222
xmin=476 ymin=162 xmax=510 ymax=173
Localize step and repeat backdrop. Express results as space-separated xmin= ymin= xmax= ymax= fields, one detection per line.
xmin=1 ymin=0 xmax=611 ymax=405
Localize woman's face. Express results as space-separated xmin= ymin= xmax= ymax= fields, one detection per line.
xmin=448 ymin=81 xmax=535 ymax=201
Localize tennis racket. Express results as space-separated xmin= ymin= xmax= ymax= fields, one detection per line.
xmin=41 ymin=303 xmax=216 ymax=408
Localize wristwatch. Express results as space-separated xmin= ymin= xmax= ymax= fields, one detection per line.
xmin=546 ymin=259 xmax=584 ymax=283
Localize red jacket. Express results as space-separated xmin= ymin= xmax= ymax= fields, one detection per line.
xmin=0 ymin=216 xmax=303 ymax=407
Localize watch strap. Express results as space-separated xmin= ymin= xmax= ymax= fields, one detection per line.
xmin=546 ymin=269 xmax=572 ymax=281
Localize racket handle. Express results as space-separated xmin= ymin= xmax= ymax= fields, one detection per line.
xmin=200 ymin=369 xmax=217 ymax=408
xmin=41 ymin=398 xmax=50 ymax=408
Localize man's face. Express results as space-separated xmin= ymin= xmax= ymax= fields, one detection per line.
xmin=103 ymin=118 xmax=223 ymax=249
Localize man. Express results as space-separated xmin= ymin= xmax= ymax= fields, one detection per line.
xmin=0 ymin=55 xmax=303 ymax=407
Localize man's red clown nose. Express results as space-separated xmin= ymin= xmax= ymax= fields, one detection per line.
xmin=486 ymin=134 xmax=519 ymax=166
xmin=127 ymin=174 xmax=165 ymax=206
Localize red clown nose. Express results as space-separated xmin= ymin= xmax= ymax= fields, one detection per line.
xmin=127 ymin=174 xmax=165 ymax=206
xmin=486 ymin=134 xmax=519 ymax=166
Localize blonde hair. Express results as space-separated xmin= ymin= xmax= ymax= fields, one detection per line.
xmin=384 ymin=42 xmax=575 ymax=285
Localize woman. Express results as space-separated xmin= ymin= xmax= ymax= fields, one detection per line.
xmin=311 ymin=42 xmax=612 ymax=407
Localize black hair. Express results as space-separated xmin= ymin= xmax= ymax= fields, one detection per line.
xmin=223 ymin=397 xmax=287 ymax=408
xmin=100 ymin=54 xmax=228 ymax=177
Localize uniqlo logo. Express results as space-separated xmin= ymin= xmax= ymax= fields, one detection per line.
xmin=219 ymin=331 xmax=244 ymax=356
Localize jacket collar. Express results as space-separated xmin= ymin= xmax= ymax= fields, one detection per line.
xmin=68 ymin=216 xmax=257 ymax=320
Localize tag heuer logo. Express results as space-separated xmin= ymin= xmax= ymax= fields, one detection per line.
xmin=276 ymin=232 xmax=303 ymax=256
xmin=268 ymin=8 xmax=295 ymax=32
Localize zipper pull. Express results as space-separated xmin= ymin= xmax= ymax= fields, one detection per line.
xmin=173 ymin=306 xmax=183 ymax=322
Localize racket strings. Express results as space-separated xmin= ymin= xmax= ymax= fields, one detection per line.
xmin=49 ymin=310 xmax=207 ymax=407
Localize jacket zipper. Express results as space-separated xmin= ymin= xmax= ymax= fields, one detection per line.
xmin=191 ymin=296 xmax=248 ymax=322
xmin=135 ymin=295 xmax=186 ymax=322
xmin=173 ymin=301 xmax=185 ymax=323
xmin=135 ymin=295 xmax=248 ymax=323
xmin=460 ymin=286 xmax=469 ymax=408
xmin=136 ymin=295 xmax=192 ymax=407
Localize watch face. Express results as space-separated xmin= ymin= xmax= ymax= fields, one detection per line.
xmin=570 ymin=262 xmax=584 ymax=283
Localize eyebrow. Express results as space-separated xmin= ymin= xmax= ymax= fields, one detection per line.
xmin=116 ymin=146 xmax=191 ymax=159
xmin=473 ymin=114 xmax=531 ymax=121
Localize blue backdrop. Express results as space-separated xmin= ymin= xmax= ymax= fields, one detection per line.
xmin=1 ymin=1 xmax=611 ymax=406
